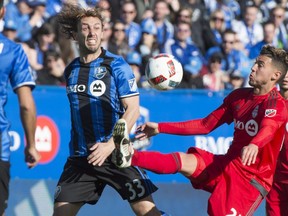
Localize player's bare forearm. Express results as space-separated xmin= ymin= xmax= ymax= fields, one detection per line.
xmin=120 ymin=96 xmax=140 ymax=131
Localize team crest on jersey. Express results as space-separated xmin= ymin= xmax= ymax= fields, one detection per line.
xmin=89 ymin=80 xmax=106 ymax=97
xmin=128 ymin=78 xmax=137 ymax=92
xmin=265 ymin=109 xmax=277 ymax=117
xmin=93 ymin=67 xmax=107 ymax=79
xmin=252 ymin=105 xmax=259 ymax=118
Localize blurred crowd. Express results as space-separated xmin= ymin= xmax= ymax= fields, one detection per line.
xmin=1 ymin=0 xmax=288 ymax=90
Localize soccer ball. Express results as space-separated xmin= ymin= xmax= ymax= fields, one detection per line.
xmin=145 ymin=54 xmax=183 ymax=90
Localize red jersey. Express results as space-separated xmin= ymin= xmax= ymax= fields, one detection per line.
xmin=159 ymin=87 xmax=287 ymax=192
xmin=273 ymin=100 xmax=288 ymax=184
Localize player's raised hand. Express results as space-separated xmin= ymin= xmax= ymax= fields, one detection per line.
xmin=25 ymin=146 xmax=41 ymax=169
xmin=241 ymin=144 xmax=258 ymax=166
xmin=135 ymin=122 xmax=159 ymax=140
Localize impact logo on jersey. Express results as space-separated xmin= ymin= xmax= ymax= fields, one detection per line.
xmin=265 ymin=109 xmax=277 ymax=117
xmin=89 ymin=80 xmax=106 ymax=97
xmin=93 ymin=67 xmax=107 ymax=79
xmin=128 ymin=78 xmax=137 ymax=92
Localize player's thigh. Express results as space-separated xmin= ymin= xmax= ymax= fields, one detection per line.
xmin=53 ymin=202 xmax=83 ymax=216
xmin=209 ymin=164 xmax=263 ymax=216
xmin=0 ymin=160 xmax=10 ymax=215
xmin=104 ymin=166 xmax=158 ymax=203
xmin=54 ymin=158 xmax=105 ymax=205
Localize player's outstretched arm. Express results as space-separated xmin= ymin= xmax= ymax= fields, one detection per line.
xmin=135 ymin=122 xmax=159 ymax=140
xmin=16 ymin=86 xmax=41 ymax=168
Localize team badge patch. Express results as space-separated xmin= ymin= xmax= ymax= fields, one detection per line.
xmin=265 ymin=109 xmax=277 ymax=117
xmin=93 ymin=67 xmax=107 ymax=79
xmin=128 ymin=78 xmax=137 ymax=92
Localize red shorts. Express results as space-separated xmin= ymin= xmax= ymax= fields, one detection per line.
xmin=187 ymin=147 xmax=263 ymax=216
xmin=266 ymin=181 xmax=288 ymax=216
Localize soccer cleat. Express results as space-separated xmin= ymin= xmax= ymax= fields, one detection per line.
xmin=113 ymin=119 xmax=134 ymax=168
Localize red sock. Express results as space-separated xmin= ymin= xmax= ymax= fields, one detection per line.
xmin=132 ymin=150 xmax=182 ymax=174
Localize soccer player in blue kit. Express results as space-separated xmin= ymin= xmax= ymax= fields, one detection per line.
xmin=53 ymin=4 xmax=167 ymax=216
xmin=0 ymin=1 xmax=41 ymax=215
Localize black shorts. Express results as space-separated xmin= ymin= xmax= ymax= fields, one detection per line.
xmin=54 ymin=156 xmax=158 ymax=204
xmin=0 ymin=160 xmax=10 ymax=215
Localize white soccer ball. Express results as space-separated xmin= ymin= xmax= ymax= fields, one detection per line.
xmin=145 ymin=54 xmax=183 ymax=90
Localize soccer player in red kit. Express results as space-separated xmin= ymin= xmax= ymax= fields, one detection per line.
xmin=113 ymin=45 xmax=288 ymax=216
xmin=266 ymin=71 xmax=288 ymax=216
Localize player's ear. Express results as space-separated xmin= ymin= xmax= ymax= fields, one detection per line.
xmin=272 ymin=69 xmax=282 ymax=82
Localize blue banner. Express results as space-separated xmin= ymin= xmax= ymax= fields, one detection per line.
xmin=7 ymin=87 xmax=234 ymax=182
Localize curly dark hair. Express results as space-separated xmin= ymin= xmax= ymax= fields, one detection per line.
xmin=56 ymin=3 xmax=104 ymax=39
xmin=260 ymin=45 xmax=288 ymax=82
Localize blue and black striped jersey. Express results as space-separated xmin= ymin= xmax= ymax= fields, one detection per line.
xmin=65 ymin=48 xmax=139 ymax=156
xmin=0 ymin=33 xmax=35 ymax=161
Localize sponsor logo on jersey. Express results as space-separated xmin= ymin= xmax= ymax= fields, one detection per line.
xmin=245 ymin=119 xmax=258 ymax=136
xmin=93 ymin=67 xmax=107 ymax=79
xmin=89 ymin=80 xmax=106 ymax=96
xmin=66 ymin=84 xmax=86 ymax=93
xmin=265 ymin=109 xmax=277 ymax=117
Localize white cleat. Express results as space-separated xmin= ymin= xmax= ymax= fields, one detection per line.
xmin=113 ymin=119 xmax=134 ymax=168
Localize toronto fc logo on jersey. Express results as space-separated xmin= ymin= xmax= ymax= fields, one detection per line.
xmin=252 ymin=105 xmax=259 ymax=118
xmin=265 ymin=109 xmax=277 ymax=117
xmin=89 ymin=80 xmax=106 ymax=96
xmin=93 ymin=67 xmax=107 ymax=79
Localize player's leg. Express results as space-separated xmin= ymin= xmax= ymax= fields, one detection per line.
xmin=130 ymin=196 xmax=166 ymax=216
xmin=266 ymin=181 xmax=288 ymax=216
xmin=53 ymin=157 xmax=104 ymax=216
xmin=53 ymin=202 xmax=83 ymax=216
xmin=0 ymin=160 xmax=10 ymax=216
xmin=113 ymin=119 xmax=198 ymax=177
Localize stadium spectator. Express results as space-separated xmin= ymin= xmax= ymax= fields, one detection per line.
xmin=153 ymin=0 xmax=174 ymax=51
xmin=205 ymin=29 xmax=252 ymax=78
xmin=101 ymin=21 xmax=113 ymax=50
xmin=163 ymin=21 xmax=204 ymax=88
xmin=136 ymin=18 xmax=160 ymax=77
xmin=133 ymin=0 xmax=156 ymax=23
xmin=180 ymin=0 xmax=208 ymax=54
xmin=120 ymin=0 xmax=142 ymax=49
xmin=202 ymin=9 xmax=226 ymax=52
xmin=23 ymin=22 xmax=57 ymax=71
xmin=0 ymin=1 xmax=40 ymax=215
xmin=2 ymin=18 xmax=18 ymax=41
xmin=53 ymin=4 xmax=169 ymax=216
xmin=35 ymin=49 xmax=65 ymax=85
xmin=232 ymin=4 xmax=264 ymax=55
xmin=201 ymin=53 xmax=227 ymax=91
xmin=108 ymin=20 xmax=131 ymax=58
xmin=225 ymin=69 xmax=246 ymax=90
xmin=113 ymin=45 xmax=288 ymax=216
xmin=249 ymin=20 xmax=276 ymax=60
xmin=270 ymin=5 xmax=288 ymax=51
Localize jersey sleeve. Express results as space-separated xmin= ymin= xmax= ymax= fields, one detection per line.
xmin=113 ymin=57 xmax=139 ymax=98
xmin=10 ymin=44 xmax=35 ymax=91
xmin=159 ymin=93 xmax=234 ymax=135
